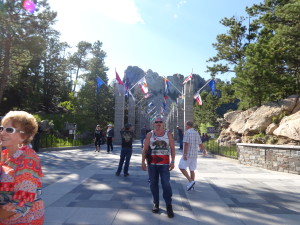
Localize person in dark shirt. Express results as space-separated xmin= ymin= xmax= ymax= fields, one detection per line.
xmin=116 ymin=124 xmax=134 ymax=177
xmin=177 ymin=126 xmax=184 ymax=150
xmin=32 ymin=125 xmax=42 ymax=152
xmin=94 ymin=125 xmax=103 ymax=152
xmin=106 ymin=124 xmax=114 ymax=152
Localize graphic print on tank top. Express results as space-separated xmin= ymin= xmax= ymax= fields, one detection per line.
xmin=150 ymin=131 xmax=170 ymax=165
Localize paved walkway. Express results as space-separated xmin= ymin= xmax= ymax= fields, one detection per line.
xmin=40 ymin=141 xmax=300 ymax=225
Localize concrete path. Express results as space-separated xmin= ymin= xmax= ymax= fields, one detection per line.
xmin=40 ymin=141 xmax=300 ymax=225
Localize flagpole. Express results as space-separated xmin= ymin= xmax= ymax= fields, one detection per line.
xmin=165 ymin=77 xmax=183 ymax=95
xmin=194 ymin=79 xmax=213 ymax=96
xmin=135 ymin=98 xmax=145 ymax=106
xmin=188 ymin=69 xmax=193 ymax=97
xmin=97 ymin=76 xmax=108 ymax=87
xmin=115 ymin=68 xmax=122 ymax=96
xmin=129 ymin=75 xmax=146 ymax=91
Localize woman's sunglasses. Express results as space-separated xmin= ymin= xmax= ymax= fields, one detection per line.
xmin=155 ymin=121 xmax=163 ymax=124
xmin=0 ymin=126 xmax=25 ymax=134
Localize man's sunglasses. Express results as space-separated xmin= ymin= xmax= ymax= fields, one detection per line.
xmin=0 ymin=126 xmax=25 ymax=134
xmin=155 ymin=121 xmax=163 ymax=124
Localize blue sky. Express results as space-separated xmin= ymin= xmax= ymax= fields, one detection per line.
xmin=48 ymin=0 xmax=262 ymax=83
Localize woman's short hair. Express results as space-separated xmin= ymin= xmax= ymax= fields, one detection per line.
xmin=2 ymin=111 xmax=38 ymax=145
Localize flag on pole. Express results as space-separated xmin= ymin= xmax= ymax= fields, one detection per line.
xmin=183 ymin=74 xmax=193 ymax=84
xmin=116 ymin=71 xmax=124 ymax=86
xmin=124 ymin=79 xmax=131 ymax=96
xmin=164 ymin=78 xmax=170 ymax=99
xmin=96 ymin=76 xmax=106 ymax=94
xmin=144 ymin=93 xmax=153 ymax=99
xmin=138 ymin=77 xmax=148 ymax=94
xmin=208 ymin=79 xmax=216 ymax=95
xmin=148 ymin=102 xmax=154 ymax=108
xmin=162 ymin=99 xmax=167 ymax=110
xmin=194 ymin=93 xmax=203 ymax=106
xmin=96 ymin=77 xmax=104 ymax=93
xmin=129 ymin=90 xmax=136 ymax=101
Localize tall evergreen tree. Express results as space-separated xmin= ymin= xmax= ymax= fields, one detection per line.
xmin=0 ymin=0 xmax=57 ymax=105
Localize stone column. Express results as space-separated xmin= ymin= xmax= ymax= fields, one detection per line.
xmin=177 ymin=98 xmax=184 ymax=130
xmin=114 ymin=83 xmax=125 ymax=144
xmin=173 ymin=104 xmax=178 ymax=140
xmin=184 ymin=81 xmax=194 ymax=131
xmin=128 ymin=96 xmax=135 ymax=132
xmin=135 ymin=105 xmax=142 ymax=139
xmin=169 ymin=108 xmax=174 ymax=135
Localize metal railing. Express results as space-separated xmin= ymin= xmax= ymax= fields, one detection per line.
xmin=40 ymin=133 xmax=92 ymax=148
xmin=203 ymin=139 xmax=238 ymax=159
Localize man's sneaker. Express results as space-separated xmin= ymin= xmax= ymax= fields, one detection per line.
xmin=166 ymin=204 xmax=174 ymax=218
xmin=186 ymin=181 xmax=195 ymax=191
xmin=152 ymin=204 xmax=159 ymax=213
xmin=124 ymin=173 xmax=129 ymax=177
xmin=115 ymin=172 xmax=120 ymax=176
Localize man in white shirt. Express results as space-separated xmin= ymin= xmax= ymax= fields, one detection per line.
xmin=178 ymin=121 xmax=207 ymax=191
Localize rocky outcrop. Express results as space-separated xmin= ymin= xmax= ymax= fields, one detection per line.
xmin=218 ymin=95 xmax=300 ymax=145
xmin=273 ymin=111 xmax=300 ymax=141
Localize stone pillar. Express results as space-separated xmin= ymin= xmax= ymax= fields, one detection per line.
xmin=169 ymin=108 xmax=174 ymax=135
xmin=114 ymin=83 xmax=125 ymax=144
xmin=184 ymin=81 xmax=194 ymax=131
xmin=128 ymin=96 xmax=135 ymax=132
xmin=177 ymin=98 xmax=184 ymax=131
xmin=135 ymin=105 xmax=142 ymax=139
xmin=173 ymin=104 xmax=178 ymax=140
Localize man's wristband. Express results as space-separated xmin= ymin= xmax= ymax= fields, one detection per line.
xmin=171 ymin=161 xmax=175 ymax=164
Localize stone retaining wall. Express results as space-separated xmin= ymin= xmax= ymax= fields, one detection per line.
xmin=237 ymin=143 xmax=300 ymax=174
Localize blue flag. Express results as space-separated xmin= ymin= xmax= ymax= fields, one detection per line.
xmin=209 ymin=79 xmax=216 ymax=95
xmin=96 ymin=76 xmax=104 ymax=93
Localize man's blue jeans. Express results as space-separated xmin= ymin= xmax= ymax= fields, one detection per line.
xmin=116 ymin=147 xmax=132 ymax=174
xmin=179 ymin=138 xmax=183 ymax=149
xmin=141 ymin=135 xmax=146 ymax=148
xmin=148 ymin=164 xmax=172 ymax=205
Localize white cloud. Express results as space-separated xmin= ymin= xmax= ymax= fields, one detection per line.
xmin=94 ymin=0 xmax=144 ymax=24
xmin=177 ymin=0 xmax=187 ymax=8
xmin=49 ymin=0 xmax=144 ymax=25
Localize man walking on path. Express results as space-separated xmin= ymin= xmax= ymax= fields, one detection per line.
xmin=179 ymin=121 xmax=207 ymax=191
xmin=116 ymin=124 xmax=134 ymax=177
xmin=141 ymin=116 xmax=176 ymax=218
xmin=106 ymin=124 xmax=114 ymax=152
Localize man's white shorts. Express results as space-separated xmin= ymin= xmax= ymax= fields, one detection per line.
xmin=178 ymin=157 xmax=197 ymax=171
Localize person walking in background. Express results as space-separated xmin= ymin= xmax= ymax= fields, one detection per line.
xmin=94 ymin=125 xmax=103 ymax=152
xmin=140 ymin=124 xmax=147 ymax=148
xmin=0 ymin=111 xmax=44 ymax=224
xmin=32 ymin=123 xmax=42 ymax=152
xmin=179 ymin=121 xmax=207 ymax=191
xmin=141 ymin=116 xmax=176 ymax=218
xmin=116 ymin=124 xmax=134 ymax=177
xmin=106 ymin=124 xmax=114 ymax=153
xmin=176 ymin=126 xmax=183 ymax=150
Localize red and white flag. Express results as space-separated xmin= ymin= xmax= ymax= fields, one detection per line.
xmin=194 ymin=93 xmax=202 ymax=106
xmin=183 ymin=74 xmax=193 ymax=84
xmin=116 ymin=71 xmax=124 ymax=86
xmin=138 ymin=77 xmax=148 ymax=94
xmin=144 ymin=93 xmax=152 ymax=99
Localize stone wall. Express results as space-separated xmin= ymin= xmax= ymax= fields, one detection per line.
xmin=237 ymin=143 xmax=300 ymax=174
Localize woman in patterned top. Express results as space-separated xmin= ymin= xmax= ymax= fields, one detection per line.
xmin=0 ymin=111 xmax=44 ymax=224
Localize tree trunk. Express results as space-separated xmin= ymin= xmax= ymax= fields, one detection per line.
xmin=0 ymin=37 xmax=12 ymax=104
